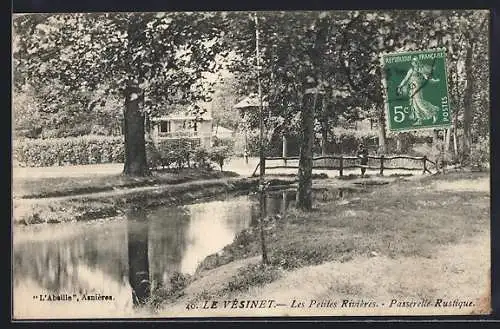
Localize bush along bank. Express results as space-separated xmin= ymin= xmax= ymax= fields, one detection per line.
xmin=13 ymin=135 xmax=125 ymax=167
xmin=13 ymin=176 xmax=297 ymax=225
xmin=14 ymin=135 xmax=235 ymax=170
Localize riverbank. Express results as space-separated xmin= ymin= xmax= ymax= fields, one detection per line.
xmin=14 ymin=173 xmax=299 ymax=225
xmin=14 ymin=168 xmax=242 ymax=199
xmin=152 ymin=171 xmax=490 ymax=316
xmin=13 ymin=162 xmax=376 ymax=226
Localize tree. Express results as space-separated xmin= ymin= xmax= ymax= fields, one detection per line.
xmin=226 ymin=11 xmax=348 ymax=210
xmin=207 ymin=70 xmax=241 ymax=131
xmin=460 ymin=12 xmax=488 ymax=160
xmin=13 ymin=12 xmax=226 ymax=176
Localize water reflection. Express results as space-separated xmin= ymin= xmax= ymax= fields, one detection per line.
xmin=13 ymin=192 xmax=295 ymax=316
xmin=126 ymin=207 xmax=150 ymax=305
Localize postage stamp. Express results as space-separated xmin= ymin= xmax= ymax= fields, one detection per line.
xmin=380 ymin=48 xmax=452 ymax=132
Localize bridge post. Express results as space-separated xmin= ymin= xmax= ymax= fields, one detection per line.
xmin=380 ymin=155 xmax=384 ymax=176
xmin=339 ymin=155 xmax=343 ymax=177
xmin=282 ymin=135 xmax=287 ymax=167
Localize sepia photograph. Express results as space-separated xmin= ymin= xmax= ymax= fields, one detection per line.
xmin=11 ymin=10 xmax=491 ymax=319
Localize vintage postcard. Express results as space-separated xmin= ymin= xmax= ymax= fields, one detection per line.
xmin=11 ymin=9 xmax=491 ymax=319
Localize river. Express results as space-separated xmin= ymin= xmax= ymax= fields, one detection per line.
xmin=12 ymin=190 xmax=298 ymax=318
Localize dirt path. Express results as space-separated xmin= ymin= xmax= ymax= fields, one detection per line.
xmin=14 ymin=172 xmax=408 ymax=206
xmin=14 ymin=177 xmax=247 ymax=205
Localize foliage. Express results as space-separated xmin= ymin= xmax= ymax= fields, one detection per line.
xmin=13 ymin=13 xmax=226 ymax=112
xmin=13 ymin=84 xmax=123 ymax=139
xmin=207 ymin=71 xmax=242 ymax=130
xmin=469 ymin=136 xmax=490 ymax=169
xmin=13 ymin=12 xmax=227 ymax=175
xmin=12 ymin=11 xmax=489 ymax=173
xmin=193 ymin=146 xmax=212 ymax=170
xmin=12 ymin=87 xmax=43 ymax=139
xmin=13 ymin=135 xmax=124 ymax=167
xmin=147 ymin=271 xmax=193 ymax=310
xmin=212 ymin=135 xmax=235 ymax=149
xmin=270 ymin=246 xmax=332 ymax=270
xmin=209 ymin=145 xmax=233 ymax=171
xmin=225 ymin=10 xmax=488 ymax=161
xmin=329 ymin=128 xmax=377 ymax=155
xmin=222 ymin=263 xmax=280 ymax=293
xmin=146 ymin=137 xmax=234 ymax=171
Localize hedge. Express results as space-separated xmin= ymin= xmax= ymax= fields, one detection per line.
xmin=14 ymin=135 xmax=235 ymax=170
xmin=13 ymin=135 xmax=125 ymax=167
xmin=148 ymin=138 xmax=233 ymax=171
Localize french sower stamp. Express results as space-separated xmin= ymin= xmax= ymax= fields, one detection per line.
xmin=381 ymin=48 xmax=451 ymax=132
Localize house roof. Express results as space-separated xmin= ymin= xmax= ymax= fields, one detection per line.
xmin=150 ymin=107 xmax=212 ymax=121
xmin=151 ymin=115 xmax=212 ymax=122
xmin=213 ymin=126 xmax=234 ymax=134
xmin=233 ymin=93 xmax=269 ymax=109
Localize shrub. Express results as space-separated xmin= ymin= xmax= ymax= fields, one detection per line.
xmin=270 ymin=246 xmax=331 ymax=270
xmin=193 ymin=146 xmax=212 ymax=170
xmin=470 ymin=136 xmax=490 ymax=169
xmin=209 ymin=145 xmax=233 ymax=171
xmin=13 ymin=135 xmax=124 ymax=167
xmin=154 ymin=139 xmax=198 ymax=169
xmin=223 ymin=263 xmax=280 ymax=293
xmin=145 ymin=140 xmax=162 ymax=169
xmin=330 ymin=128 xmax=378 ymax=154
xmin=14 ymin=135 xmax=239 ymax=171
xmin=212 ymin=136 xmax=235 ymax=149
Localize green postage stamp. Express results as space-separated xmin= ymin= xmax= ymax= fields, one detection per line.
xmin=380 ymin=48 xmax=452 ymax=132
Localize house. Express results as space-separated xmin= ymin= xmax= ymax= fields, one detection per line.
xmin=233 ymin=93 xmax=269 ymax=118
xmin=149 ymin=108 xmax=213 ymax=148
xmin=213 ymin=126 xmax=234 ymax=139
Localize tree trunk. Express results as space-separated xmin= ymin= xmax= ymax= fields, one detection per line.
xmin=258 ymin=190 xmax=269 ymax=264
xmin=462 ymin=42 xmax=474 ymax=161
xmin=377 ymin=107 xmax=387 ymax=154
xmin=296 ymin=90 xmax=317 ymax=211
xmin=123 ymin=80 xmax=149 ymax=176
xmin=296 ymin=16 xmax=328 ymax=211
xmin=282 ymin=134 xmax=287 ymax=165
xmin=444 ymin=128 xmax=451 ymax=152
xmin=321 ymin=100 xmax=328 ymax=156
xmin=127 ymin=207 xmax=150 ymax=306
xmin=452 ymin=102 xmax=459 ymax=159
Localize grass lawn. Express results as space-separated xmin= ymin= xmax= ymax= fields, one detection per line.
xmin=13 ymin=168 xmax=239 ymax=199
xmin=154 ymin=171 xmax=490 ymax=314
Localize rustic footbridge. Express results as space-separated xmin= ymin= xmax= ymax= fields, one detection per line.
xmin=251 ymin=154 xmax=437 ymax=177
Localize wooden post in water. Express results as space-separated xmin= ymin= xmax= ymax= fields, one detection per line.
xmin=281 ymin=190 xmax=287 ymax=213
xmin=258 ymin=189 xmax=269 ymax=265
xmin=379 ymin=154 xmax=384 ymax=176
xmin=339 ymin=155 xmax=343 ymax=177
xmin=282 ymin=135 xmax=287 ymax=167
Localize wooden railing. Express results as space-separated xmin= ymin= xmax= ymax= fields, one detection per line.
xmin=251 ymin=154 xmax=436 ymax=177
xmin=158 ymin=131 xmax=208 ymax=138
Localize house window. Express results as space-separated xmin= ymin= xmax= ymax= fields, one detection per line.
xmin=160 ymin=121 xmax=171 ymax=133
